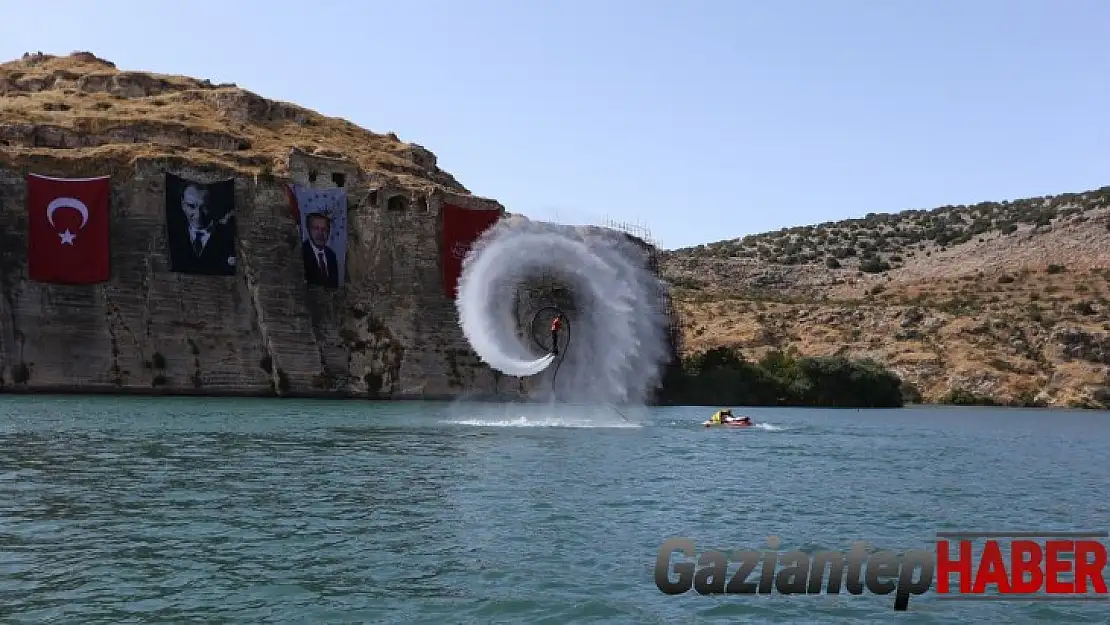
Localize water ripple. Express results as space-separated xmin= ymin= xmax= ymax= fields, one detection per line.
xmin=0 ymin=397 xmax=1108 ymax=623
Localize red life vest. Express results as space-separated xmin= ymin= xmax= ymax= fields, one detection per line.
xmin=550 ymin=316 xmax=562 ymax=332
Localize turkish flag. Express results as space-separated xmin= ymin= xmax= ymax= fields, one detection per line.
xmin=26 ymin=173 xmax=112 ymax=284
xmin=441 ymin=203 xmax=501 ymax=299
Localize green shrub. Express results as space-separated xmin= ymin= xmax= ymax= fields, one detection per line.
xmin=860 ymin=257 xmax=891 ymax=274
xmin=662 ymin=347 xmax=904 ymax=408
xmin=939 ymin=388 xmax=999 ymax=406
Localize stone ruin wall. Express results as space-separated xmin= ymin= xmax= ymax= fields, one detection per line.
xmin=0 ymin=149 xmax=680 ymax=402
xmin=0 ymin=148 xmax=538 ymax=400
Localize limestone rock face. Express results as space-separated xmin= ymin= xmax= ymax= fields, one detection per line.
xmin=0 ymin=52 xmax=531 ymax=399
xmin=0 ymin=147 xmax=530 ymax=400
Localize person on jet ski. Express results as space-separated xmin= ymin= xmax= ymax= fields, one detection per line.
xmin=719 ymin=410 xmax=751 ymax=425
xmin=705 ymin=409 xmax=728 ymax=426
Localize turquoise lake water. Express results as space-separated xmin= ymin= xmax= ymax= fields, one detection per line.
xmin=1 ymin=396 xmax=1108 ymax=624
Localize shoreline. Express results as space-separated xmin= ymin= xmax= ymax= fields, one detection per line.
xmin=0 ymin=386 xmax=1105 ymax=410
xmin=0 ymin=385 xmax=509 ymax=402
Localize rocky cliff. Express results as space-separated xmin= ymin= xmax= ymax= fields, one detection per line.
xmin=0 ymin=52 xmax=537 ymax=399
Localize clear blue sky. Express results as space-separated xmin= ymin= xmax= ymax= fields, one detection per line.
xmin=4 ymin=1 xmax=1110 ymax=249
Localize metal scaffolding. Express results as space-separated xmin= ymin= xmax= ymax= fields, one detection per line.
xmin=598 ymin=217 xmax=684 ymax=362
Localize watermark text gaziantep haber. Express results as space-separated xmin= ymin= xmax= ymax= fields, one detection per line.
xmin=655 ymin=532 xmax=1108 ymax=611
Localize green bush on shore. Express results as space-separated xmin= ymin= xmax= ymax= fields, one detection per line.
xmin=662 ymin=346 xmax=905 ymax=408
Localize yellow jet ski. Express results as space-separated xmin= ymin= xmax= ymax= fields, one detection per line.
xmin=703 ymin=409 xmax=754 ymax=428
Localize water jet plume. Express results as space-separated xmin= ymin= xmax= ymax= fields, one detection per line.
xmin=455 ymin=215 xmax=671 ymax=406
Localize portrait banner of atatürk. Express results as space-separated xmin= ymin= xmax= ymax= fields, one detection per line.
xmin=164 ymin=172 xmax=238 ymax=275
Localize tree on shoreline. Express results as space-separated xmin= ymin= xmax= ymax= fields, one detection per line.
xmin=661 ymin=346 xmax=905 ymax=408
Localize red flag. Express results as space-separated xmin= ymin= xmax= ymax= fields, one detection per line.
xmin=441 ymin=203 xmax=501 ymax=298
xmin=285 ymin=184 xmax=301 ymax=226
xmin=26 ymin=173 xmax=111 ymax=284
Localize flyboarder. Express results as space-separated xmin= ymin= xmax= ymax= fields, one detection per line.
xmin=550 ymin=313 xmax=564 ymax=355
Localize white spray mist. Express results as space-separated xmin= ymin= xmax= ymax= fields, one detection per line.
xmin=455 ymin=215 xmax=672 ymax=406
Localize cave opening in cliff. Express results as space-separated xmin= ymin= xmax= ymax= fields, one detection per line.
xmin=331 ymin=172 xmax=346 ymax=187
xmin=387 ymin=195 xmax=409 ymax=211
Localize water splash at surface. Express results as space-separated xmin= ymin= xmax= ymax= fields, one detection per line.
xmin=441 ymin=403 xmax=645 ymax=429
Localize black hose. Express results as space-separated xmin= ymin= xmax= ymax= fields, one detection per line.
xmin=526 ymin=307 xmax=630 ymax=423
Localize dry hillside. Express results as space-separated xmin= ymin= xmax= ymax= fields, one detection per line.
xmin=0 ymin=51 xmax=463 ymax=191
xmin=661 ymin=190 xmax=1110 ymax=408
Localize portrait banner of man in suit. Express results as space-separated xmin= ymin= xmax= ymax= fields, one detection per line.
xmin=288 ymin=183 xmax=347 ymax=289
xmin=164 ymin=172 xmax=238 ymax=275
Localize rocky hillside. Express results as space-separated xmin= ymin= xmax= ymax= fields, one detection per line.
xmin=0 ymin=51 xmax=463 ymax=190
xmin=661 ymin=189 xmax=1110 ymax=409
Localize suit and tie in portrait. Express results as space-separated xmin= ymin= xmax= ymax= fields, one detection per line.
xmin=164 ymin=173 xmax=238 ymax=275
xmin=301 ymin=213 xmax=340 ymax=288
xmin=289 ymin=183 xmax=348 ymax=289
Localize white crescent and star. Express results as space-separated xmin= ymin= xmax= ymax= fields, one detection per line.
xmin=46 ymin=197 xmax=90 ymax=246
xmin=451 ymin=242 xmax=471 ymax=259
